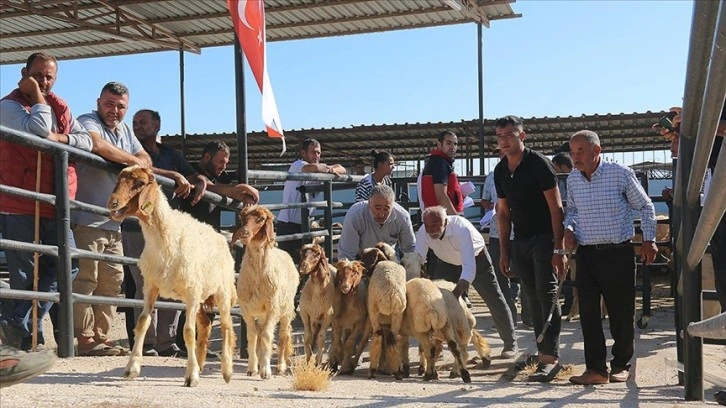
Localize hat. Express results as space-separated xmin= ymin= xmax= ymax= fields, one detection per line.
xmin=554 ymin=142 xmax=570 ymax=153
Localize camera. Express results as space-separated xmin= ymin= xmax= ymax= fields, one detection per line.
xmin=655 ymin=111 xmax=679 ymax=132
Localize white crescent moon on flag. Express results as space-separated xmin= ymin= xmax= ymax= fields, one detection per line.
xmin=237 ymin=0 xmax=254 ymax=30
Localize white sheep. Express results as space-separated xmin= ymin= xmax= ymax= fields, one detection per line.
xmin=231 ymin=205 xmax=298 ymax=379
xmin=107 ymin=166 xmax=237 ymax=387
xmin=330 ymin=259 xmax=371 ymax=374
xmin=367 ymin=259 xmax=407 ymax=379
xmin=298 ymin=243 xmax=337 ymax=366
xmin=434 ymin=279 xmax=492 ymax=376
xmin=400 ymin=251 xmax=427 ymax=281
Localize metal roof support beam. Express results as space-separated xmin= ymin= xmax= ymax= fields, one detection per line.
xmin=477 ymin=22 xmax=486 ymax=176
xmin=0 ymin=0 xmax=157 ymax=18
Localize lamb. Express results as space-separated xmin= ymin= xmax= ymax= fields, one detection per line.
xmin=231 ymin=205 xmax=298 ymax=379
xmin=400 ymin=278 xmax=471 ymax=383
xmin=400 ymin=251 xmax=427 ymax=281
xmin=107 ymin=165 xmax=236 ymax=387
xmin=366 ymin=259 xmax=407 ymax=379
xmin=433 ymin=279 xmax=492 ymax=375
xmin=330 ymin=259 xmax=371 ymax=374
xmin=298 ymin=243 xmax=337 ymax=366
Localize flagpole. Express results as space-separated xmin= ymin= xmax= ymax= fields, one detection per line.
xmin=234 ymin=33 xmax=249 ymax=184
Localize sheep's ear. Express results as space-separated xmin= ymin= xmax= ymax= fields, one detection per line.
xmin=265 ymin=215 xmax=275 ymax=247
xmin=320 ymin=252 xmax=329 ymax=271
xmin=136 ymin=178 xmax=158 ymax=220
xmin=230 ymin=226 xmax=242 ymax=250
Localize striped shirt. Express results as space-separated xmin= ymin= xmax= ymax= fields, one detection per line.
xmin=355 ymin=174 xmax=392 ymax=202
xmin=564 ymin=160 xmax=657 ymax=245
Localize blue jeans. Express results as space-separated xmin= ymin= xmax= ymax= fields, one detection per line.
xmin=512 ymin=233 xmax=561 ymax=358
xmin=0 ymin=214 xmax=78 ymax=343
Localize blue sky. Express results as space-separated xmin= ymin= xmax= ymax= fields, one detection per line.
xmin=0 ymin=0 xmax=693 ymax=137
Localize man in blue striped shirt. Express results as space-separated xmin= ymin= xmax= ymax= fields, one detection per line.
xmin=564 ymin=130 xmax=658 ymax=385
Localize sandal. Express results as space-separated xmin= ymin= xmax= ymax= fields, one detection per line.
xmin=78 ymin=342 xmax=120 ymax=357
xmin=102 ymin=341 xmax=128 ymax=356
xmin=528 ymin=362 xmax=563 ymax=382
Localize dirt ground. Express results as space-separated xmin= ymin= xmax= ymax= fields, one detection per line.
xmin=1 ymin=275 xmax=724 ymax=408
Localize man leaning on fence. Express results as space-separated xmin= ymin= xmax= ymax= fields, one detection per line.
xmin=71 ymin=82 xmax=152 ymax=357
xmin=0 ymin=52 xmax=93 ymax=351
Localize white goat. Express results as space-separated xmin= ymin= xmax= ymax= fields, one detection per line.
xmin=231 ymin=205 xmax=298 ymax=379
xmin=298 ymin=243 xmax=337 ymax=366
xmin=330 ymin=260 xmax=370 ymax=374
xmin=107 ymin=166 xmax=236 ymax=387
xmin=401 ymin=251 xmax=427 ymax=281
xmin=367 ymin=259 xmax=407 ymax=379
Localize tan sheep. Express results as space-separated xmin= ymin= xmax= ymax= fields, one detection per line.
xmin=231 ymin=205 xmax=298 ymax=379
xmin=107 ymin=166 xmax=237 ymax=388
xmin=433 ymin=279 xmax=492 ymax=376
xmin=367 ymin=259 xmax=407 ymax=380
xmin=298 ymin=243 xmax=337 ymax=366
xmin=330 ymin=260 xmax=371 ymax=374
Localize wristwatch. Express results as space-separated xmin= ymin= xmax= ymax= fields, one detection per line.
xmin=552 ymin=248 xmax=568 ymax=256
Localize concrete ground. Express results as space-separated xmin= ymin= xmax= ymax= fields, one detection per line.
xmin=1 ymin=274 xmax=724 ymax=408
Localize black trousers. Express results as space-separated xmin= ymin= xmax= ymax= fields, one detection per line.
xmin=576 ymin=242 xmax=635 ymax=375
xmin=277 ymin=221 xmax=303 ymax=264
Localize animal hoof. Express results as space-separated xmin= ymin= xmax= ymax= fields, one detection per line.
xmin=124 ymin=368 xmax=139 ymax=380
xmin=461 ymin=370 xmax=471 ymax=383
xmin=481 ymin=358 xmax=492 ymax=369
xmin=423 ymin=373 xmax=433 ymax=381
xmin=223 ymin=372 xmax=233 ymax=383
xmin=246 ymin=370 xmax=257 ymax=377
xmin=402 ymin=365 xmax=410 ymax=378
xmin=368 ymin=369 xmax=376 ymax=379
xmin=184 ymin=376 xmax=199 ymax=387
xmin=449 ymin=371 xmax=460 ymax=379
xmin=418 ymin=366 xmax=425 ymax=376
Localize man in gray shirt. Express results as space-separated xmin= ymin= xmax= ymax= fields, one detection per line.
xmin=72 ymin=82 xmax=152 ymax=357
xmin=337 ymin=184 xmax=415 ymax=261
xmin=0 ymin=52 xmax=92 ymax=351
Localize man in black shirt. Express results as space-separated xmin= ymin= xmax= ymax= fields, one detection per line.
xmin=493 ymin=115 xmax=567 ymax=382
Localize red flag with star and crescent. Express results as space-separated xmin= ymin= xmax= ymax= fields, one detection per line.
xmin=227 ymin=0 xmax=286 ymax=154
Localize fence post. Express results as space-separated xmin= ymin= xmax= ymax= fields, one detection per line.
xmin=300 ymin=186 xmax=310 ymax=245
xmin=54 ymin=151 xmax=74 ymax=358
xmin=323 ymin=181 xmax=333 ymax=259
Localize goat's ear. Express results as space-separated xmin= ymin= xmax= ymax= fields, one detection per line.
xmin=230 ymin=225 xmax=242 ymax=250
xmin=264 ymin=214 xmax=275 ymax=247
xmin=376 ymin=250 xmax=387 ymax=265
xmin=353 ymin=261 xmax=365 ymax=275
xmin=136 ymin=177 xmax=158 ymax=220
xmin=320 ymin=252 xmax=329 ymax=271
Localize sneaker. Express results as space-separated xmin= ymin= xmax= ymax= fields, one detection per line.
xmin=0 ymin=320 xmax=25 ymax=349
xmin=609 ymin=368 xmax=629 ymax=383
xmin=0 ymin=344 xmax=57 ymax=388
xmin=143 ymin=346 xmax=159 ymax=357
xmin=528 ymin=362 xmax=563 ymax=382
xmin=157 ymin=343 xmax=183 ymax=357
xmin=500 ymin=346 xmax=518 ymax=360
xmin=570 ymin=369 xmax=609 ymax=385
xmin=102 ymin=340 xmax=128 ymax=356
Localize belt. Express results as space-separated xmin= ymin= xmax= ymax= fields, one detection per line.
xmin=580 ymin=240 xmax=631 ymax=250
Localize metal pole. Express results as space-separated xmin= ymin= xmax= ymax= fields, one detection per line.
xmin=477 ymin=22 xmax=485 ymax=176
xmin=323 ymin=181 xmax=333 ymax=258
xmin=179 ymin=47 xmax=187 ymax=156
xmin=234 ymin=34 xmax=249 ymax=184
xmin=54 ymin=151 xmax=73 ymax=358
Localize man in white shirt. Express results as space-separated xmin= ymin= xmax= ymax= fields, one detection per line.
xmin=277 ymin=138 xmax=346 ymax=263
xmin=415 ymin=206 xmax=518 ymax=359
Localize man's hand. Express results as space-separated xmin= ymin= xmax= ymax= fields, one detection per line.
xmin=564 ymin=230 xmax=577 ymax=251
xmin=499 ymin=253 xmax=514 ymax=278
xmin=640 ymin=241 xmax=659 ymax=265
xmin=552 ymin=254 xmax=567 ymax=280
xmin=18 ymin=76 xmax=44 ymax=105
xmin=47 ymin=132 xmax=68 ymax=144
xmin=452 ymin=279 xmax=470 ymax=299
xmin=331 ymin=165 xmax=347 ymax=176
xmin=189 ymin=179 xmax=208 ymax=206
xmin=170 ymin=172 xmax=192 ymax=199
xmin=653 ymin=107 xmax=681 ymax=142
xmin=233 ymin=184 xmax=260 ymax=206
xmin=126 ymin=156 xmax=149 ymax=168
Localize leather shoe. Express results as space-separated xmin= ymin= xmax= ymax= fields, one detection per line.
xmin=570 ymin=369 xmax=609 ymax=385
xmin=157 ymin=343 xmax=183 ymax=357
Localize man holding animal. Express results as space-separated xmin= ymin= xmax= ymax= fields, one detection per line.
xmin=493 ymin=115 xmax=567 ymax=382
xmin=278 ymin=138 xmax=347 ymax=264
xmin=565 ymin=130 xmax=658 ymax=385
xmin=71 ymin=82 xmax=153 ymax=356
xmin=337 ymin=185 xmax=415 ymax=262
xmin=415 ymin=206 xmax=518 ymax=359
xmin=0 ymin=52 xmax=93 ymax=350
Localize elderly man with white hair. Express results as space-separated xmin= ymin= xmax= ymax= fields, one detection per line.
xmin=337 ymin=184 xmax=415 ymax=261
xmin=415 ymin=206 xmax=518 ymax=359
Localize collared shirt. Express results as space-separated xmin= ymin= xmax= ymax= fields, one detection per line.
xmin=414 ymin=215 xmax=486 ymax=283
xmin=0 ymin=99 xmax=92 ymax=151
xmin=73 ymin=111 xmax=143 ymax=231
xmin=564 ymin=160 xmax=657 ymax=245
xmin=337 ymin=200 xmax=416 ymax=261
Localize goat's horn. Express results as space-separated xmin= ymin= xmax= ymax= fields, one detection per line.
xmin=686 ymin=311 xmax=726 ymax=339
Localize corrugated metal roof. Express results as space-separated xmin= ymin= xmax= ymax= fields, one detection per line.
xmin=159 ymin=111 xmax=671 ymax=173
xmin=0 ymin=0 xmax=520 ymax=65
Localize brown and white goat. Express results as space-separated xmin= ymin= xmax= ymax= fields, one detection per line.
xmin=107 ymin=165 xmax=237 ymax=387
xmin=330 ymin=260 xmax=371 ymax=374
xmin=232 ymin=205 xmax=298 ymax=379
xmin=298 ymin=243 xmax=337 ymax=366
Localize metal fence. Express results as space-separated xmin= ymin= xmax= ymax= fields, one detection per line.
xmin=0 ymin=124 xmax=360 ymax=358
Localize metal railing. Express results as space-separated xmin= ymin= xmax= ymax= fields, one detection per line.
xmin=0 ymin=124 xmax=360 ymax=358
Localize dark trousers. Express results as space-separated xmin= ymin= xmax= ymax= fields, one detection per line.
xmin=710 ymin=214 xmax=726 ymax=311
xmin=433 ymin=250 xmax=517 ymax=349
xmin=512 ymin=233 xmax=561 ymax=357
xmin=576 ymin=243 xmax=635 ymax=375
xmin=277 ymin=221 xmax=303 ymax=264
xmin=488 ymin=237 xmax=519 ymax=325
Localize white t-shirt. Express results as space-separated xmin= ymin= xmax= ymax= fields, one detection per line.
xmin=278 ymin=159 xmax=315 ymax=224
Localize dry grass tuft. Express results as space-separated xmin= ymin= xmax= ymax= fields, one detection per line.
xmin=554 ymin=364 xmax=574 ymax=380
xmin=291 ymin=357 xmax=333 ymax=391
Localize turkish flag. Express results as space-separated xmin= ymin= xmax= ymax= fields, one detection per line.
xmin=227 ymin=0 xmax=286 ymax=153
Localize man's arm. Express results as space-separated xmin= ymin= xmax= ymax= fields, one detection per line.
xmin=0 ymin=99 xmax=53 ymax=138
xmin=414 ymin=226 xmax=430 ymax=258
xmin=336 ymin=210 xmax=361 ymax=261
xmin=86 ymin=130 xmax=147 ymax=166
xmin=563 ymin=176 xmax=578 ymax=251
xmin=398 ymin=211 xmax=417 ymax=254
xmin=301 ymin=163 xmax=347 ymax=175
xmin=433 ymin=183 xmax=458 ymax=215
xmin=497 ymin=197 xmax=514 ymax=278
xmin=543 ymin=186 xmax=567 ymax=278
